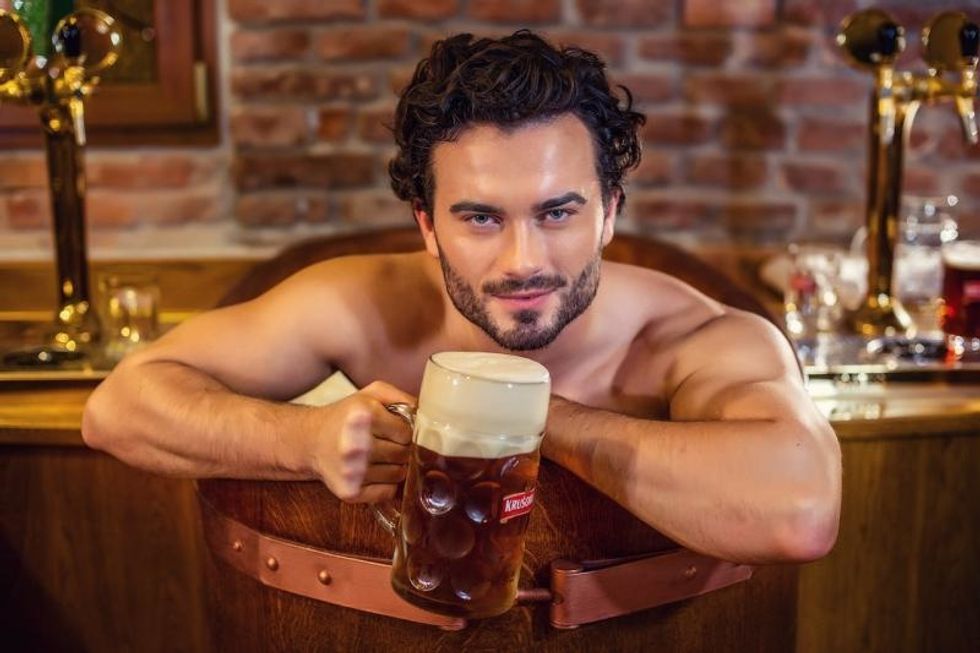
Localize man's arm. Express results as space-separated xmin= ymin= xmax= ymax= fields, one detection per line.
xmin=82 ymin=260 xmax=415 ymax=502
xmin=541 ymin=311 xmax=841 ymax=564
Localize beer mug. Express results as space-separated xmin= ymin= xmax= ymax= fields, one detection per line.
xmin=940 ymin=241 xmax=980 ymax=360
xmin=376 ymin=351 xmax=550 ymax=619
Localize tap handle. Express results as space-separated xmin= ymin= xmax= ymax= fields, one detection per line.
xmin=52 ymin=8 xmax=122 ymax=75
xmin=58 ymin=20 xmax=83 ymax=61
xmin=922 ymin=12 xmax=980 ymax=144
xmin=923 ymin=11 xmax=980 ymax=73
xmin=961 ymin=22 xmax=979 ymax=62
xmin=837 ymin=9 xmax=905 ymax=69
xmin=839 ymin=11 xmax=906 ymax=146
xmin=955 ymin=94 xmax=978 ymax=144
xmin=877 ymin=22 xmax=903 ymax=58
xmin=960 ymin=23 xmax=980 ymax=144
xmin=0 ymin=9 xmax=33 ymax=84
xmin=68 ymin=95 xmax=86 ymax=146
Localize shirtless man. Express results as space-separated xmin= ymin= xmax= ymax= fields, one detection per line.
xmin=82 ymin=31 xmax=841 ymax=565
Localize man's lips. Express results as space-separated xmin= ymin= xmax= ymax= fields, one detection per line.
xmin=491 ymin=289 xmax=555 ymax=309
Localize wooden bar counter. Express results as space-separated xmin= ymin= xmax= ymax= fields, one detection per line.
xmin=1 ymin=255 xmax=978 ymax=652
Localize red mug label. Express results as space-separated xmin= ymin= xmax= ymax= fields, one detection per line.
xmin=964 ymin=280 xmax=980 ymax=304
xmin=500 ymin=488 xmax=535 ymax=523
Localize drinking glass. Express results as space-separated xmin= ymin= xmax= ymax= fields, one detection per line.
xmin=940 ymin=240 xmax=980 ymax=360
xmin=893 ymin=195 xmax=958 ymax=337
xmin=377 ymin=351 xmax=550 ymax=619
xmin=98 ymin=271 xmax=160 ymax=363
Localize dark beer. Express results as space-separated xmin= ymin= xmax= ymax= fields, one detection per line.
xmin=391 ymin=443 xmax=540 ymax=618
xmin=386 ymin=351 xmax=550 ymax=618
xmin=941 ymin=242 xmax=980 ymax=358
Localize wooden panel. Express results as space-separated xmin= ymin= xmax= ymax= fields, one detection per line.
xmin=0 ymin=384 xmax=91 ymax=438
xmin=797 ymin=433 xmax=980 ymax=653
xmin=0 ymin=259 xmax=258 ymax=313
xmin=0 ymin=445 xmax=209 ymax=652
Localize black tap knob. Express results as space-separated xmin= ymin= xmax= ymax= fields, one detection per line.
xmin=59 ymin=21 xmax=83 ymax=59
xmin=877 ymin=22 xmax=902 ymax=57
xmin=960 ymin=22 xmax=980 ymax=59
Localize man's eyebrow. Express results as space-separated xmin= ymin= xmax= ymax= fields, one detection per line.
xmin=448 ymin=200 xmax=504 ymax=214
xmin=447 ymin=192 xmax=587 ymax=216
xmin=533 ymin=192 xmax=587 ymax=212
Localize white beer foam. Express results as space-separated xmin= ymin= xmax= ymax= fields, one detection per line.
xmin=943 ymin=241 xmax=980 ymax=271
xmin=415 ymin=352 xmax=551 ymax=458
xmin=433 ymin=351 xmax=551 ymax=384
xmin=414 ymin=413 xmax=541 ymax=459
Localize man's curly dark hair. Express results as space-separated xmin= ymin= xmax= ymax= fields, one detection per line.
xmin=388 ymin=30 xmax=646 ymax=217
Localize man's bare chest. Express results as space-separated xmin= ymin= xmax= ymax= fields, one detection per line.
xmin=550 ymin=341 xmax=673 ymax=421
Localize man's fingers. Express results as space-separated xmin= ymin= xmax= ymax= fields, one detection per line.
xmin=369 ymin=438 xmax=411 ymax=464
xmin=368 ymin=401 xmax=414 ymax=445
xmin=338 ymin=410 xmax=372 ymax=460
xmin=361 ymin=381 xmax=417 ymax=409
xmin=363 ymin=463 xmax=407 ymax=485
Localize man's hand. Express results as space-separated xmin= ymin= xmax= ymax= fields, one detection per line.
xmin=310 ymin=381 xmax=416 ymax=503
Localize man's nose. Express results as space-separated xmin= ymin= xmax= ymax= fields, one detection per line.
xmin=499 ymin=222 xmax=546 ymax=278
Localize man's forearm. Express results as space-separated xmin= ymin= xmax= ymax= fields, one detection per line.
xmin=82 ymin=359 xmax=317 ymax=480
xmin=542 ymin=396 xmax=841 ymax=564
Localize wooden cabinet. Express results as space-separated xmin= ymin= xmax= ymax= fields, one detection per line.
xmin=2 ymin=382 xmax=978 ymax=652
xmin=1 ymin=432 xmax=210 ymax=652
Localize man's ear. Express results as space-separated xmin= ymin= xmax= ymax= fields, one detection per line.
xmin=600 ymin=188 xmax=621 ymax=248
xmin=413 ymin=203 xmax=440 ymax=258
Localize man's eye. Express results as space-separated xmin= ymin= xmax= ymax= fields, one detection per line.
xmin=466 ymin=214 xmax=499 ymax=227
xmin=542 ymin=208 xmax=571 ymax=222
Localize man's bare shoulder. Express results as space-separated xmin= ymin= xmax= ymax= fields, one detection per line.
xmin=283 ymin=251 xmax=428 ymax=290
xmin=276 ymin=251 xmax=443 ymax=348
xmin=600 ymin=261 xmax=793 ymax=387
xmin=275 ymin=251 xmax=433 ymax=309
xmin=601 ymin=260 xmax=727 ymax=345
xmin=662 ymin=306 xmax=801 ymax=419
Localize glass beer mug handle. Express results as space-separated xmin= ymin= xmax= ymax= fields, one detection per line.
xmin=372 ymin=403 xmax=416 ymax=537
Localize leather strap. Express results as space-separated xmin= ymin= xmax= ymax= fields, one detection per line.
xmin=200 ymin=501 xmax=752 ymax=629
xmin=200 ymin=500 xmax=467 ymax=630
xmin=548 ymin=551 xmax=754 ymax=629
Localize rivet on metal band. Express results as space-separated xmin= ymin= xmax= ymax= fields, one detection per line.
xmin=683 ymin=565 xmax=698 ymax=579
xmin=232 ymin=540 xmax=244 ymax=552
xmin=266 ymin=556 xmax=279 ymax=571
xmin=317 ymin=570 xmax=332 ymax=585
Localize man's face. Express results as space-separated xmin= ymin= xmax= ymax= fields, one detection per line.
xmin=418 ymin=114 xmax=616 ymax=351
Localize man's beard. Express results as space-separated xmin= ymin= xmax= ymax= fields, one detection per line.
xmin=438 ymin=245 xmax=602 ymax=351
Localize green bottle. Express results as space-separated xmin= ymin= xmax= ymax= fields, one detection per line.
xmin=13 ymin=0 xmax=49 ymax=57
xmin=13 ymin=0 xmax=74 ymax=59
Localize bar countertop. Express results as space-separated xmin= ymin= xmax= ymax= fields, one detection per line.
xmin=2 ymin=374 xmax=980 ymax=446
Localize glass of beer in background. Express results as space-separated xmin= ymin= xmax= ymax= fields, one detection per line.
xmin=940 ymin=241 xmax=980 ymax=360
xmin=383 ymin=352 xmax=550 ymax=618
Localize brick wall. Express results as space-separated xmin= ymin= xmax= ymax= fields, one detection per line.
xmin=1 ymin=0 xmax=978 ymax=251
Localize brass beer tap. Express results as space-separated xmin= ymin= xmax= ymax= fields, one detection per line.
xmin=0 ymin=7 xmax=121 ymax=363
xmin=838 ymin=10 xmax=979 ymax=338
